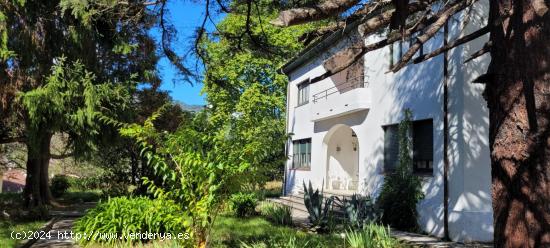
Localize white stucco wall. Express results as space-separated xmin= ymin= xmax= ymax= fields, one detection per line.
xmin=284 ymin=0 xmax=492 ymax=242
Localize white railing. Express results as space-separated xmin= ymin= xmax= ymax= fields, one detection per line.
xmin=312 ymin=76 xmax=368 ymax=103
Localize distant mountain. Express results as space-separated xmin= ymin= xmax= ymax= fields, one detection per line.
xmin=176 ymin=101 xmax=205 ymax=112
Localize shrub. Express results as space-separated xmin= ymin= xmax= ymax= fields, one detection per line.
xmin=73 ymin=196 xmax=189 ymax=245
xmin=376 ymin=110 xmax=424 ymax=231
xmin=67 ymin=176 xmax=102 ymax=191
xmin=343 ymin=194 xmax=382 ymax=229
xmin=345 ymin=223 xmax=399 ymax=248
xmin=258 ymin=202 xmax=292 ymax=226
xmin=239 ymin=232 xmax=310 ymax=248
xmin=100 ymin=182 xmax=134 ymax=198
xmin=50 ymin=175 xmax=70 ymax=198
xmin=302 ymin=181 xmax=334 ymax=232
xmin=229 ymin=192 xmax=258 ymax=217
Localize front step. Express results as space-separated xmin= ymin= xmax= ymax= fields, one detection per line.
xmin=267 ymin=190 xmax=353 ymax=221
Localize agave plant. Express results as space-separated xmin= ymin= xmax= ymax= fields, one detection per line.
xmin=302 ymin=181 xmax=334 ymax=232
xmin=343 ymin=194 xmax=382 ymax=229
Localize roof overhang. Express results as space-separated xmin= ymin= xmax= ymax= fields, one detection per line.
xmin=281 ymin=20 xmax=362 ymax=76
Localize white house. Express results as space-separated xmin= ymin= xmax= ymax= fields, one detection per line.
xmin=281 ymin=0 xmax=493 ymax=242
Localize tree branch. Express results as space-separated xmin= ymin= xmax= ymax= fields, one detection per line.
xmin=159 ymin=0 xmax=195 ymax=83
xmin=390 ymin=0 xmax=476 ymax=72
xmin=50 ymin=153 xmax=74 ymax=159
xmin=310 ymin=3 xmax=438 ymax=84
xmin=413 ymin=25 xmax=489 ymax=64
xmin=0 ymin=136 xmax=25 ymax=144
xmin=215 ymin=0 xmax=231 ymax=13
xmin=271 ymin=0 xmax=361 ymax=27
xmin=464 ymin=41 xmax=491 ymax=63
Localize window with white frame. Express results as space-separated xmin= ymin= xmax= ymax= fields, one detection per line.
xmin=292 ymin=138 xmax=311 ymax=169
xmin=297 ymin=80 xmax=309 ymax=106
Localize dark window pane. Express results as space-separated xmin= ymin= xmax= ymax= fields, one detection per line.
xmin=292 ymin=138 xmax=311 ymax=169
xmin=413 ymin=119 xmax=433 ymax=173
xmin=384 ymin=125 xmax=399 ymax=172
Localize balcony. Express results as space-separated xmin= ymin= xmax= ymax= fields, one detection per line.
xmin=310 ymin=76 xmax=371 ymax=122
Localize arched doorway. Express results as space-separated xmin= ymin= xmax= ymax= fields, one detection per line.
xmin=323 ymin=124 xmax=359 ymax=192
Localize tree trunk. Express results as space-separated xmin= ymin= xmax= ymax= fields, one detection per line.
xmin=487 ymin=1 xmax=550 ymax=247
xmin=23 ymin=129 xmax=53 ymax=208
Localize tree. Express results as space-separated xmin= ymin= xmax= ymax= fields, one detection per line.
xmin=198 ymin=0 xmax=318 ymax=188
xmin=19 ymin=58 xmax=131 ymax=206
xmin=92 ymin=88 xmax=190 ymax=192
xmin=267 ymin=0 xmax=550 ymax=246
xmin=0 ymin=0 xmax=161 ymax=207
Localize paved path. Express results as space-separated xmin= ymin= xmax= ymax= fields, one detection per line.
xmin=30 ymin=218 xmax=78 ymax=248
xmin=269 ymin=197 xmax=493 ymax=248
xmin=391 ymin=230 xmax=493 ymax=248
xmin=21 ymin=203 xmax=96 ymax=248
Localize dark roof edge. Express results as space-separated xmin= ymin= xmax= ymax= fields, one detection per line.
xmin=281 ymin=20 xmax=362 ymax=76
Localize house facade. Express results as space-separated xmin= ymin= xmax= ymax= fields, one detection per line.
xmin=282 ymin=0 xmax=493 ymax=242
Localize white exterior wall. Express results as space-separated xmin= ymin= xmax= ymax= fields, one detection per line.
xmin=284 ymin=0 xmax=492 ymax=242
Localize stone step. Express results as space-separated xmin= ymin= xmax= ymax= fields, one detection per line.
xmin=293 ymin=189 xmax=356 ymax=199
xmin=267 ymin=196 xmax=347 ymax=217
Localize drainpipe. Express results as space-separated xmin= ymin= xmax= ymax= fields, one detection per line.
xmin=443 ymin=21 xmax=450 ymax=241
xmin=282 ymin=75 xmax=291 ymax=196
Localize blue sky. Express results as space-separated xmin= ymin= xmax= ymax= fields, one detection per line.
xmin=153 ymin=1 xmax=218 ymax=106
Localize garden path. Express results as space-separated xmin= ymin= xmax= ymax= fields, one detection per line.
xmin=21 ymin=202 xmax=96 ymax=248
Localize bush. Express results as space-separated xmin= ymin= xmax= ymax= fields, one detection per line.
xmin=73 ymin=196 xmax=188 ymax=245
xmin=343 ymin=194 xmax=382 ymax=229
xmin=345 ymin=223 xmax=399 ymax=248
xmin=50 ymin=175 xmax=70 ymax=198
xmin=258 ymin=202 xmax=292 ymax=226
xmin=376 ymin=110 xmax=424 ymax=231
xmin=67 ymin=176 xmax=102 ymax=191
xmin=229 ymin=192 xmax=258 ymax=217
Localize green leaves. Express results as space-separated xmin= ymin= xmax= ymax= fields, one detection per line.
xmin=19 ymin=58 xmax=131 ymax=157
xmin=74 ymin=196 xmax=190 ymax=245
xmin=197 ymin=1 xmax=324 ymax=188
xmin=377 ymin=109 xmax=424 ymax=232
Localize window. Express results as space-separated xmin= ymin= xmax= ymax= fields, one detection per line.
xmin=383 ymin=119 xmax=433 ymax=174
xmin=409 ymin=32 xmax=424 ymax=58
xmin=389 ymin=41 xmax=403 ymax=69
xmin=413 ymin=119 xmax=433 ymax=173
xmin=297 ymin=80 xmax=310 ymax=106
xmin=292 ymin=138 xmax=311 ymax=169
xmin=383 ymin=124 xmax=399 ymax=173
xmin=389 ymin=34 xmax=424 ymax=69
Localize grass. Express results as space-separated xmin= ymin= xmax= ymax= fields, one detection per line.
xmin=58 ymin=189 xmax=102 ymax=204
xmin=210 ymin=215 xmax=347 ymax=248
xmin=0 ymin=191 xmax=99 ymax=247
xmin=255 ymin=181 xmax=283 ymax=199
xmin=0 ymin=219 xmax=47 ymax=247
xmin=75 ymin=215 xmax=347 ymax=248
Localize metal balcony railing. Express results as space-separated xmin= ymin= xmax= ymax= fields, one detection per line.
xmin=312 ymin=76 xmax=368 ymax=103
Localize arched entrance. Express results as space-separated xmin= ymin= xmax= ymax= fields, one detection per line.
xmin=323 ymin=124 xmax=359 ymax=191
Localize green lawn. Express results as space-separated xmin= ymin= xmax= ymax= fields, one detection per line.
xmin=78 ymin=215 xmax=346 ymax=248
xmin=0 ymin=219 xmax=47 ymax=247
xmin=210 ymin=215 xmax=346 ymax=248
xmin=58 ymin=189 xmax=102 ymax=204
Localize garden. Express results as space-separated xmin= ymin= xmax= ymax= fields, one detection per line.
xmin=0 ymin=0 xmax=463 ymax=247
xmin=0 ymin=109 xmax=423 ymax=247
